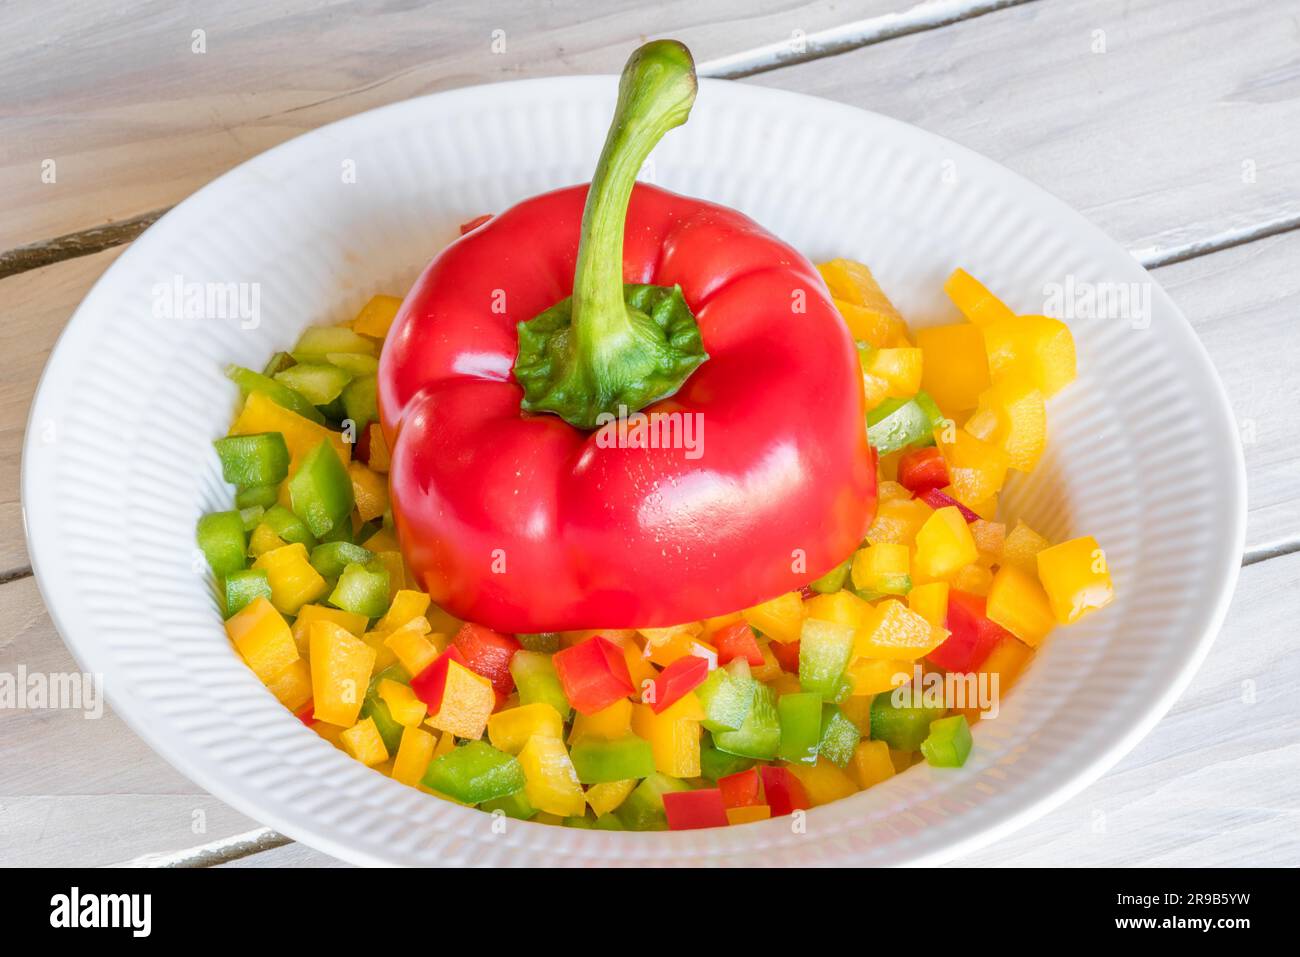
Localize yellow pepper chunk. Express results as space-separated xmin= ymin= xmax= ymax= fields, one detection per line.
xmin=426 ymin=660 xmax=495 ymax=740
xmin=367 ymin=422 xmax=391 ymax=472
xmin=866 ymin=496 xmax=933 ymax=547
xmin=1002 ymin=520 xmax=1051 ymax=575
xmin=819 ymin=259 xmax=911 ymax=347
xmin=986 ymin=565 xmax=1056 ymax=646
xmin=631 ymin=703 xmax=701 ymax=778
xmin=252 ymin=542 xmax=328 ymax=616
xmin=391 ymin=725 xmax=436 ymax=786
xmin=351 ymin=293 xmax=403 ymax=338
xmin=340 ymin=717 xmax=389 ymax=767
xmin=752 ymin=642 xmax=783 ymax=683
xmin=309 ymin=621 xmax=376 ymax=727
xmin=265 ymin=658 xmax=313 ymax=711
xmin=1037 ymin=535 xmax=1115 ymax=624
xmin=382 ymin=617 xmax=437 ymax=676
xmin=802 ymin=589 xmax=874 ymax=630
xmin=569 ymin=698 xmax=633 ymax=741
xmin=585 ymin=779 xmax=637 ymax=817
xmin=969 ymin=519 xmax=1006 ymax=568
xmin=518 ymin=735 xmax=586 ymax=817
xmin=378 ymin=678 xmax=429 ymax=727
xmin=983 ymin=313 xmax=1077 ymax=398
xmin=373 ymin=589 xmax=432 ymax=636
xmin=348 ymin=462 xmax=390 ymax=523
xmin=944 ymin=268 xmax=1016 ymax=326
xmin=487 ymin=702 xmax=564 ymax=754
xmin=852 ymin=542 xmax=911 ymax=596
xmin=230 ymin=391 xmax=350 ymax=474
xmin=913 ymin=506 xmax=979 ymax=582
xmin=838 ymin=694 xmax=874 ymax=733
xmin=861 ymin=347 xmax=923 ymax=407
xmin=845 ymin=657 xmax=912 ymax=696
xmin=936 ymin=429 xmax=1009 ymax=505
xmin=853 ymin=599 xmax=945 ymax=660
xmin=225 ymin=596 xmax=298 ymax=683
xmin=957 ymin=634 xmax=1034 ymax=725
xmin=785 ymin=759 xmax=859 ymax=805
xmin=965 ymin=376 xmax=1047 ymax=473
xmin=952 ymin=564 xmax=993 ymax=596
xmin=916 ymin=322 xmax=991 ymax=412
xmin=907 ymin=581 xmax=949 ymax=628
xmin=700 ymin=611 xmax=745 ymax=637
xmin=741 ymin=591 xmax=806 ymax=644
xmin=292 ymin=603 xmax=368 ymax=653
xmin=726 ymin=805 xmax=773 ymax=826
xmin=247 ymin=523 xmax=286 ymax=558
xmin=849 ymin=739 xmax=896 ymax=790
xmin=430 ymin=726 xmax=457 ymax=758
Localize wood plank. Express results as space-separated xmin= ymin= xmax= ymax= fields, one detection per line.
xmin=1 ymin=0 xmax=941 ymax=249
xmin=751 ymin=0 xmax=1300 ymax=264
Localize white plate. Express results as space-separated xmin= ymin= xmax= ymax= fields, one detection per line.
xmin=23 ymin=76 xmax=1245 ymax=866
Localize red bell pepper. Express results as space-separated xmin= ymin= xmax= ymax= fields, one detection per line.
xmin=713 ymin=622 xmax=763 ymax=668
xmin=927 ymin=589 xmax=1008 ymax=672
xmin=758 ymin=765 xmax=810 ymax=817
xmin=663 ymin=788 xmax=729 ymax=830
xmin=717 ymin=767 xmax=761 ymax=808
xmin=648 ymin=654 xmax=709 ymax=713
xmin=452 ymin=623 xmax=521 ymax=698
xmin=769 ymin=638 xmax=801 ymax=674
xmin=409 ymin=645 xmax=469 ymax=709
xmin=898 ymin=446 xmax=949 ymax=494
xmin=378 ymin=41 xmax=875 ymax=632
xmin=915 ymin=487 xmax=979 ymax=523
xmin=294 ymin=701 xmax=317 ymax=727
xmin=551 ymin=635 xmax=635 ymax=715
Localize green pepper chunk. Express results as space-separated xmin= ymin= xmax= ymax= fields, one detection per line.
xmin=225 ymin=365 xmax=325 ymax=424
xmin=776 ymin=692 xmax=823 ymax=764
xmin=870 ymin=692 xmax=947 ymax=752
xmin=342 ymin=375 xmax=379 ymax=429
xmin=310 ymin=541 xmax=374 ymax=579
xmin=223 ymin=568 xmax=271 ymax=618
xmin=213 ymin=432 xmax=290 ymax=489
xmin=694 ymin=665 xmax=753 ymax=733
xmin=325 ymin=353 xmax=380 ymax=376
xmin=238 ymin=506 xmax=265 ymax=533
xmin=328 ymin=561 xmax=390 ymax=619
xmin=713 ymin=682 xmax=780 ymax=760
xmin=809 ymin=557 xmax=852 ymax=594
xmin=699 ymin=737 xmax=756 ymax=781
xmin=562 ymin=814 xmax=595 ymax=829
xmin=235 ymin=485 xmax=280 ymax=509
xmin=615 ymin=772 xmax=693 ymax=831
xmin=197 ymin=510 xmax=247 ymax=577
xmin=360 ymin=666 xmax=408 ymax=754
xmin=818 ymin=704 xmax=862 ymax=768
xmin=593 ymin=813 xmax=626 ymax=831
xmin=570 ymin=734 xmax=656 ymax=783
xmin=480 ymin=789 xmax=537 ymax=821
xmin=263 ymin=504 xmax=317 ymax=548
xmin=798 ymin=619 xmax=855 ymax=700
xmin=509 ymin=651 xmax=572 ymax=720
xmin=866 ymin=396 xmax=933 ymax=455
xmin=422 ymin=740 xmax=525 ymax=805
xmin=516 ymin=632 xmax=561 ymax=653
xmin=921 ymin=714 xmax=973 ymax=767
xmin=274 ymin=362 xmax=353 ymax=406
xmin=292 ymin=326 xmax=376 ymax=360
xmin=287 ymin=439 xmax=354 ymax=538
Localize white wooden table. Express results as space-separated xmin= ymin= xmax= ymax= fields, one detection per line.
xmin=3 ymin=0 xmax=1297 ymax=867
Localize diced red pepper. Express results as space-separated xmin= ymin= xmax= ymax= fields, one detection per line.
xmin=717 ymin=768 xmax=761 ymax=808
xmin=353 ymin=424 xmax=372 ymax=465
xmin=915 ymin=487 xmax=979 ymax=523
xmin=409 ymin=646 xmax=469 ymax=710
xmin=663 ymin=788 xmax=729 ymax=830
xmin=649 ymin=654 xmax=710 ymax=713
xmin=769 ymin=638 xmax=801 ymax=673
xmin=713 ymin=622 xmax=764 ymax=667
xmin=294 ymin=701 xmax=317 ymax=726
xmin=452 ymin=623 xmax=522 ymax=698
xmin=898 ymin=446 xmax=950 ymax=494
xmin=459 ymin=213 xmax=492 ymax=235
xmin=552 ymin=635 xmax=636 ymax=715
xmin=927 ymin=589 xmax=1009 ymax=672
xmin=758 ymin=765 xmax=810 ymax=817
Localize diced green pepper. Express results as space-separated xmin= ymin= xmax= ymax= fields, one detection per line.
xmin=197 ymin=510 xmax=247 ymax=577
xmin=223 ymin=568 xmax=271 ymax=618
xmin=310 ymin=540 xmax=373 ymax=579
xmin=263 ymin=504 xmax=317 ymax=548
xmin=915 ymin=390 xmax=945 ymax=433
xmin=422 ymin=740 xmax=525 ymax=805
xmin=238 ymin=505 xmax=265 ymax=532
xmin=713 ymin=682 xmax=780 ymax=760
xmin=818 ymin=704 xmax=862 ymax=767
xmin=921 ymin=714 xmax=973 ymax=767
xmin=324 ymin=353 xmax=380 ymax=376
xmin=593 ymin=813 xmax=625 ymax=831
xmin=292 ymin=326 xmax=376 ymax=360
xmin=695 ymin=666 xmax=753 ymax=733
xmin=342 ymin=375 xmax=379 ymax=429
xmin=360 ymin=666 xmax=408 ymax=754
xmin=287 ymin=439 xmax=354 ymax=537
xmin=516 ymin=632 xmax=561 ymax=653
xmin=213 ymin=432 xmax=290 ymax=489
xmin=809 ymin=557 xmax=852 ymax=594
xmin=262 ymin=351 xmax=296 ymax=376
xmin=235 ymin=485 xmax=280 ymax=509
xmin=225 ymin=365 xmax=325 ymax=424
xmin=480 ymin=789 xmax=537 ymax=821
xmin=866 ymin=396 xmax=935 ymax=455
xmin=509 ymin=651 xmax=572 ymax=720
xmin=699 ymin=737 xmax=756 ymax=781
xmin=615 ymin=773 xmax=693 ymax=831
xmin=562 ymin=814 xmax=595 ymax=828
xmin=328 ymin=560 xmax=390 ymax=619
xmin=570 ymin=735 xmax=655 ymax=783
xmin=798 ymin=619 xmax=855 ymax=700
xmin=274 ymin=363 xmax=354 ymax=406
xmin=776 ymin=692 xmax=823 ymax=764
xmin=870 ymin=692 xmax=946 ymax=752
xmin=319 ymin=518 xmax=356 ymax=545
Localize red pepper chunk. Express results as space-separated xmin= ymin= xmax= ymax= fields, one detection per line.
xmin=663 ymin=788 xmax=729 ymax=830
xmin=409 ymin=646 xmax=469 ymax=710
xmin=717 ymin=768 xmax=762 ymax=808
xmin=452 ymin=623 xmax=521 ymax=698
xmin=294 ymin=701 xmax=316 ymax=727
xmin=552 ymin=636 xmax=635 ymax=715
xmin=915 ymin=487 xmax=979 ymax=523
xmin=458 ymin=213 xmax=492 ymax=235
xmin=769 ymin=638 xmax=801 ymax=674
xmin=898 ymin=446 xmax=950 ymax=494
xmin=648 ymin=655 xmax=710 ymax=713
xmin=713 ymin=622 xmax=764 ymax=667
xmin=927 ymin=589 xmax=1009 ymax=672
xmin=758 ymin=766 xmax=810 ymax=817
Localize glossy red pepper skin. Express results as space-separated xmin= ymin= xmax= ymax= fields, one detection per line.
xmin=551 ymin=635 xmax=635 ymax=715
xmin=758 ymin=765 xmax=810 ymax=817
xmin=927 ymin=590 xmax=1008 ymax=672
xmin=898 ymin=446 xmax=949 ymax=494
xmin=648 ymin=655 xmax=709 ymax=713
xmin=712 ymin=622 xmax=763 ymax=667
xmin=663 ymin=788 xmax=729 ymax=830
xmin=769 ymin=638 xmax=801 ymax=674
xmin=379 ymin=183 xmax=876 ymax=632
xmin=717 ymin=767 xmax=761 ymax=808
xmin=451 ymin=623 xmax=521 ymax=699
xmin=409 ymin=646 xmax=468 ymax=709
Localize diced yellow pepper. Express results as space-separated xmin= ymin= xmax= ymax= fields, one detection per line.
xmin=768 ymin=672 xmax=802 ymax=696
xmin=983 ymin=313 xmax=1076 ymax=398
xmin=351 ymin=294 xmax=403 ymax=338
xmin=957 ymin=634 xmax=1034 ymax=724
xmin=487 ymin=702 xmax=564 ymax=754
xmin=372 ymin=550 xmax=407 ymax=601
xmin=292 ymin=603 xmax=368 ymax=653
xmin=431 ymin=726 xmax=457 ymax=758
xmin=916 ymin=322 xmax=991 ymax=412
xmin=851 ymin=543 xmax=910 ymax=596
xmin=366 ymin=423 xmax=391 ymax=472
xmin=340 ymin=717 xmax=389 ymax=766
xmin=426 ymin=660 xmax=495 ymax=740
xmin=913 ymin=506 xmax=979 ymax=582
xmin=969 ymin=519 xmax=1006 ymax=567
xmin=849 ymin=739 xmax=896 ymax=790
xmin=569 ymin=698 xmax=633 ymax=741
xmin=230 ymin=391 xmax=350 ymax=474
xmin=639 ymin=622 xmax=702 ymax=645
xmin=726 ymin=805 xmax=773 ymax=826
xmin=1037 ymin=535 xmax=1114 ymax=624
xmin=845 ymin=657 xmax=912 ymax=695
xmin=585 ymin=779 xmax=637 ymax=817
xmin=361 ymin=631 xmax=398 ymax=674
xmin=252 ymin=542 xmax=328 ymax=616
xmin=866 ymin=496 xmax=933 ymax=546
xmin=247 ymin=523 xmax=286 ymax=558
xmin=348 ymin=462 xmax=389 ymax=523
xmin=936 ymin=429 xmax=1009 ymax=505
xmin=382 ymin=617 xmax=437 ymax=676
xmin=752 ymin=642 xmax=783 ymax=682
xmin=309 ymin=621 xmax=377 ymax=727
xmin=966 ymin=376 xmax=1046 ymax=473
xmin=944 ymin=268 xmax=1015 ymax=326
xmin=907 ymin=581 xmax=949 ymax=628
xmin=265 ymin=658 xmax=313 ymax=711
xmin=741 ymin=591 xmax=806 ymax=644
xmin=986 ymin=565 xmax=1055 ymax=646
xmin=838 ymin=694 xmax=874 ymax=734
xmin=890 ymin=749 xmax=919 ymax=772
xmin=362 ymin=525 xmax=400 ymax=554
xmin=373 ymin=589 xmax=431 ymax=636
xmin=631 ymin=703 xmax=701 ymax=778
xmin=1002 ymin=520 xmax=1051 ymax=575
xmin=819 ymin=259 xmax=910 ymax=347
xmin=613 ymin=635 xmax=658 ymax=693
xmin=952 ymin=564 xmax=993 ymax=596
xmin=861 ymin=347 xmax=923 ymax=407
xmin=853 ymin=599 xmax=944 ymax=660
xmin=378 ymin=678 xmax=428 ymax=727
xmin=700 ymin=611 xmax=744 ymax=637
xmin=802 ymin=589 xmax=875 ymax=630
xmin=785 ymin=759 xmax=859 ymax=805
xmin=518 ymin=735 xmax=586 ymax=817
xmin=645 ymin=630 xmax=714 ymax=668
xmin=225 ymin=596 xmax=298 ymax=683
xmin=391 ymin=725 xmax=436 ymax=786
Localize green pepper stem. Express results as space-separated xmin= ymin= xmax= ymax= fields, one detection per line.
xmin=569 ymin=41 xmax=697 ymax=374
